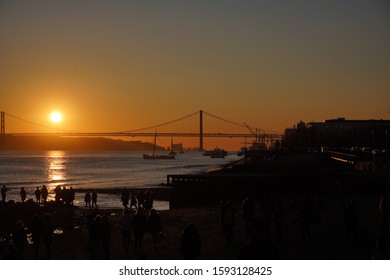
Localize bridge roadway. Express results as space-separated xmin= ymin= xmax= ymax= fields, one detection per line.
xmin=8 ymin=132 xmax=282 ymax=138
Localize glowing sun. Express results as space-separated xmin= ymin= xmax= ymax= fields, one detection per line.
xmin=50 ymin=111 xmax=62 ymax=123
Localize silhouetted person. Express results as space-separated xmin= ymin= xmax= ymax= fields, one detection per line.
xmin=147 ymin=208 xmax=162 ymax=250
xmin=180 ymin=223 xmax=201 ymax=259
xmin=133 ymin=207 xmax=147 ymax=252
xmin=42 ymin=213 xmax=54 ymax=259
xmin=20 ymin=187 xmax=27 ymax=202
xmin=137 ymin=190 xmax=146 ymax=209
xmin=85 ymin=191 xmax=91 ymax=208
xmin=92 ymin=192 xmax=98 ymax=208
xmin=101 ymin=214 xmax=111 ymax=259
xmin=88 ymin=215 xmax=102 ymax=259
xmin=41 ymin=185 xmax=48 ymax=206
xmin=29 ymin=214 xmax=43 ymax=259
xmin=119 ymin=208 xmax=133 ymax=252
xmin=344 ymin=199 xmax=358 ymax=243
xmin=121 ymin=187 xmax=129 ymax=208
xmin=1 ymin=185 xmax=7 ymax=202
xmin=379 ymin=194 xmax=390 ymax=232
xmin=35 ymin=187 xmax=41 ymax=205
xmin=130 ymin=190 xmax=137 ymax=209
xmin=12 ymin=220 xmax=27 ymax=259
xmin=54 ymin=185 xmax=61 ymax=203
xmin=144 ymin=190 xmax=153 ymax=210
xmin=69 ymin=187 xmax=75 ymax=205
xmin=221 ymin=201 xmax=236 ymax=245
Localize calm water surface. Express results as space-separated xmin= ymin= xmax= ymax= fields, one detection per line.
xmin=0 ymin=150 xmax=239 ymax=209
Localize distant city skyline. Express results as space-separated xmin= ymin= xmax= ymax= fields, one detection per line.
xmin=1 ymin=1 xmax=389 ymax=148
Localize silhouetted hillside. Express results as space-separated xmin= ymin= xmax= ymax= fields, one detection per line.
xmin=0 ymin=135 xmax=166 ymax=150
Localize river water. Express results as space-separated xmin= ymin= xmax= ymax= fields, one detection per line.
xmin=0 ymin=150 xmax=240 ymax=209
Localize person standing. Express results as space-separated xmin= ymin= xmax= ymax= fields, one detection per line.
xmin=133 ymin=207 xmax=147 ymax=252
xmin=119 ymin=208 xmax=133 ymax=253
xmin=180 ymin=223 xmax=201 ymax=259
xmin=41 ymin=185 xmax=48 ymax=206
xmin=20 ymin=187 xmax=27 ymax=202
xmin=1 ymin=185 xmax=7 ymax=202
xmin=85 ymin=191 xmax=91 ymax=209
xmin=92 ymin=191 xmax=98 ymax=208
xmin=121 ymin=188 xmax=129 ymax=208
xmin=147 ymin=209 xmax=163 ymax=250
xmin=35 ymin=187 xmax=42 ymax=205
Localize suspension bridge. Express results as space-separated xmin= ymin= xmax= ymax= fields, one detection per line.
xmin=0 ymin=110 xmax=282 ymax=150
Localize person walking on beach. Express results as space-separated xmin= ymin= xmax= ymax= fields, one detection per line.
xmin=20 ymin=187 xmax=27 ymax=202
xmin=119 ymin=208 xmax=133 ymax=253
xmin=92 ymin=191 xmax=98 ymax=208
xmin=85 ymin=191 xmax=91 ymax=208
xmin=29 ymin=214 xmax=43 ymax=259
xmin=1 ymin=185 xmax=8 ymax=202
xmin=35 ymin=187 xmax=42 ymax=205
xmin=41 ymin=185 xmax=48 ymax=206
xmin=133 ymin=207 xmax=147 ymax=252
xmin=147 ymin=209 xmax=163 ymax=250
xmin=42 ymin=213 xmax=54 ymax=259
xmin=180 ymin=223 xmax=201 ymax=259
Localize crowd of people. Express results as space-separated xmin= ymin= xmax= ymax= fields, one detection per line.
xmin=1 ymin=182 xmax=390 ymax=260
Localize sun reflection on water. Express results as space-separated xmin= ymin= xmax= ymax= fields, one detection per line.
xmin=45 ymin=151 xmax=67 ymax=187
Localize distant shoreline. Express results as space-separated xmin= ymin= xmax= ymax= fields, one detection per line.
xmin=0 ymin=135 xmax=164 ymax=151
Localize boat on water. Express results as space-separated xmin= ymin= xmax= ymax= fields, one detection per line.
xmin=143 ymin=132 xmax=175 ymax=160
xmin=203 ymin=148 xmax=228 ymax=158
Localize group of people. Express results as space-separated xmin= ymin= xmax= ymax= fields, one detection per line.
xmin=86 ymin=206 xmax=163 ymax=259
xmin=9 ymin=213 xmax=54 ymax=259
xmin=1 ymin=185 xmax=76 ymax=206
xmin=120 ymin=188 xmax=154 ymax=210
xmin=84 ymin=191 xmax=98 ymax=209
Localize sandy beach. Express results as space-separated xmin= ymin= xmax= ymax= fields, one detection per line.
xmin=1 ymin=154 xmax=390 ymax=260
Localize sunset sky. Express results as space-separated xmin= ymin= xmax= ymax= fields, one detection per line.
xmin=0 ymin=0 xmax=389 ymax=148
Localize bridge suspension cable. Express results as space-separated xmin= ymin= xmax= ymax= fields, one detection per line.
xmin=120 ymin=110 xmax=199 ymax=133
xmin=4 ymin=112 xmax=75 ymax=133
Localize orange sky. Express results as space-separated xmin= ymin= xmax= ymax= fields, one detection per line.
xmin=1 ymin=1 xmax=389 ymax=150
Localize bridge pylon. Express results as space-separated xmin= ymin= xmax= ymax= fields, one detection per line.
xmin=199 ymin=110 xmax=203 ymax=151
